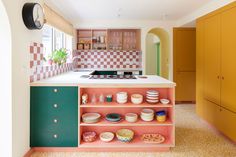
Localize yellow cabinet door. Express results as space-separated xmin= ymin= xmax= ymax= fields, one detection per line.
xmin=201 ymin=99 xmax=221 ymax=128
xmin=173 ymin=28 xmax=196 ymax=101
xmin=221 ymin=7 xmax=236 ymax=113
xmin=218 ymin=107 xmax=236 ymax=141
xmin=203 ymin=15 xmax=221 ymax=104
xmin=175 ymin=72 xmax=196 ymax=101
xmin=196 ymin=20 xmax=205 ymax=115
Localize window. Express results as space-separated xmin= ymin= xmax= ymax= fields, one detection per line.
xmin=42 ymin=25 xmax=53 ymax=58
xmin=42 ymin=24 xmax=73 ymax=62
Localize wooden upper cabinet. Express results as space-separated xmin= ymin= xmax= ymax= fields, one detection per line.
xmin=203 ymin=14 xmax=221 ymax=104
xmin=221 ymin=7 xmax=236 ymax=113
xmin=77 ymin=29 xmax=141 ymax=51
xmin=107 ymin=29 xmax=141 ymax=51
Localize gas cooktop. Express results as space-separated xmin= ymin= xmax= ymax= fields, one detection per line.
xmin=89 ymin=75 xmax=137 ymax=79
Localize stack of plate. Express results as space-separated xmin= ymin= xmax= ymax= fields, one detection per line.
xmin=146 ymin=90 xmax=159 ymax=104
xmin=140 ymin=109 xmax=154 ymax=121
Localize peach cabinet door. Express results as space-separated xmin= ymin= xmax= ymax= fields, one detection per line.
xmin=221 ymin=7 xmax=236 ymax=113
xmin=203 ymin=14 xmax=221 ymax=105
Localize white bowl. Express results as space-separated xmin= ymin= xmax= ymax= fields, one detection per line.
xmin=117 ymin=99 xmax=128 ymax=104
xmin=125 ymin=113 xmax=138 ymax=123
xmin=117 ymin=92 xmax=128 ymax=99
xmin=147 ymin=99 xmax=159 ymax=104
xmin=141 ymin=115 xmax=154 ymax=121
xmin=82 ymin=113 xmax=101 ymax=123
xmin=160 ymin=99 xmax=170 ymax=105
xmin=99 ymin=132 xmax=114 ymax=142
xmin=131 ymin=94 xmax=143 ymax=104
xmin=146 ymin=90 xmax=159 ymax=95
xmin=146 ymin=96 xmax=159 ymax=100
xmin=141 ymin=109 xmax=154 ymax=116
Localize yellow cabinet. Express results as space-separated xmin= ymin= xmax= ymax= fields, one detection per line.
xmin=221 ymin=7 xmax=236 ymax=113
xmin=218 ymin=107 xmax=236 ymax=140
xmin=173 ymin=28 xmax=196 ymax=102
xmin=196 ymin=2 xmax=236 ymax=141
xmin=203 ymin=14 xmax=221 ymax=105
xmin=196 ymin=20 xmax=205 ymax=115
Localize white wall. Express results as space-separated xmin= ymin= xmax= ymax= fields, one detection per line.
xmin=0 ymin=0 xmax=12 ymax=156
xmin=177 ymin=0 xmax=235 ymax=26
xmin=1 ymin=0 xmax=43 ymax=156
xmin=75 ymin=19 xmax=175 ymax=80
xmin=145 ymin=34 xmax=158 ymax=75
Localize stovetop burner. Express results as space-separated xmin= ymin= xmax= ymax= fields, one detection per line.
xmin=89 ymin=75 xmax=137 ymax=79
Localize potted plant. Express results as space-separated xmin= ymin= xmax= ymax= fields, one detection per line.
xmin=49 ymin=48 xmax=68 ymax=66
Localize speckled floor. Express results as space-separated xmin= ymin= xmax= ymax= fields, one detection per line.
xmin=31 ymin=105 xmax=236 ymax=157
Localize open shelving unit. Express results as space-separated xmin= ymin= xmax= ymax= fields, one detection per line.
xmin=78 ymin=87 xmax=175 ymax=151
xmin=76 ymin=29 xmax=141 ymax=51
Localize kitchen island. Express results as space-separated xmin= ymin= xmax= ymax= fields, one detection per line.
xmin=30 ymin=71 xmax=176 ymax=152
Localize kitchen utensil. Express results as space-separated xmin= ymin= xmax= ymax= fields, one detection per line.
xmin=106 ymin=113 xmax=121 ymax=122
xmin=160 ymin=99 xmax=170 ymax=105
xmin=131 ymin=94 xmax=143 ymax=104
xmin=116 ymin=129 xmax=134 ymax=142
xmin=141 ymin=133 xmax=165 ymax=144
xmin=125 ymin=113 xmax=138 ymax=123
xmin=156 ymin=111 xmax=167 ymax=122
xmin=99 ymin=132 xmax=114 ymax=142
xmin=82 ymin=113 xmax=101 ymax=123
xmin=83 ymin=132 xmax=97 ymax=142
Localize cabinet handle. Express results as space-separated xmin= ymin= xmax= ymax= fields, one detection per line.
xmin=217 ymin=76 xmax=220 ymax=79
xmin=222 ymin=76 xmax=224 ymax=80
xmin=53 ymin=89 xmax=58 ymax=93
xmin=53 ymin=119 xmax=58 ymax=123
xmin=53 ymin=134 xmax=58 ymax=138
xmin=53 ymin=104 xmax=58 ymax=108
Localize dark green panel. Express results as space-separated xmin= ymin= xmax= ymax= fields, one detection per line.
xmin=30 ymin=86 xmax=78 ymax=147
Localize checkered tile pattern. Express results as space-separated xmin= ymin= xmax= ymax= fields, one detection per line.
xmin=30 ymin=42 xmax=73 ymax=82
xmin=74 ymin=50 xmax=142 ymax=69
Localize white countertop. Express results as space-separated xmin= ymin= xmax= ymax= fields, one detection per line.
xmin=30 ymin=71 xmax=176 ymax=88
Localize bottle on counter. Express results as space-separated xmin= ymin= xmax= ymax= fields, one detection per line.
xmin=82 ymin=94 xmax=88 ymax=105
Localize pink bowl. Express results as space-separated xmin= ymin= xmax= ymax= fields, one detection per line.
xmin=83 ymin=131 xmax=97 ymax=142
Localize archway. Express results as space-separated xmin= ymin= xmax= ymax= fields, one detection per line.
xmin=145 ymin=28 xmax=170 ymax=79
xmin=0 ymin=0 xmax=12 ymax=156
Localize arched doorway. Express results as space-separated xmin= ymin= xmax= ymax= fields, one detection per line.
xmin=0 ymin=0 xmax=12 ymax=156
xmin=145 ymin=28 xmax=170 ymax=79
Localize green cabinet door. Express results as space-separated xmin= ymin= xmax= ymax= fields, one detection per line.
xmin=30 ymin=86 xmax=78 ymax=147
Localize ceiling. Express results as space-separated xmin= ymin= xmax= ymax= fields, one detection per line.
xmin=45 ymin=0 xmax=212 ymax=23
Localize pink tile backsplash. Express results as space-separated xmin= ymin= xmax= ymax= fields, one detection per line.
xmin=29 ymin=42 xmax=73 ymax=82
xmin=73 ymin=50 xmax=142 ymax=69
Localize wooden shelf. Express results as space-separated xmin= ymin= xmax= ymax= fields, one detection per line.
xmin=80 ymin=102 xmax=173 ymax=108
xmin=80 ymin=119 xmax=173 ymax=127
xmin=80 ymin=135 xmax=174 ymax=148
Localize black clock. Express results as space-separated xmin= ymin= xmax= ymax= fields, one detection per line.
xmin=22 ymin=3 xmax=45 ymax=30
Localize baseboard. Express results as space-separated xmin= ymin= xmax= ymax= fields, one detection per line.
xmin=175 ymin=101 xmax=196 ymax=104
xmin=23 ymin=148 xmax=35 ymax=157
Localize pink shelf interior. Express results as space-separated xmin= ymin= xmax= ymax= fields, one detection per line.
xmin=80 ymin=118 xmax=173 ymax=126
xmin=80 ymin=88 xmax=174 ymax=105
xmin=80 ymin=107 xmax=173 ymax=124
xmin=80 ymin=126 xmax=174 ymax=147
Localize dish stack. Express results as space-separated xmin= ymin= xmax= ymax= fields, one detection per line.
xmin=140 ymin=109 xmax=154 ymax=121
xmin=146 ymin=90 xmax=159 ymax=104
xmin=116 ymin=92 xmax=128 ymax=104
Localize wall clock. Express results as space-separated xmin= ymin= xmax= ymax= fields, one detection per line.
xmin=22 ymin=3 xmax=45 ymax=30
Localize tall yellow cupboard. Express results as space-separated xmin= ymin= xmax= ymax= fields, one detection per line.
xmin=221 ymin=8 xmax=236 ymax=113
xmin=196 ymin=2 xmax=236 ymax=142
